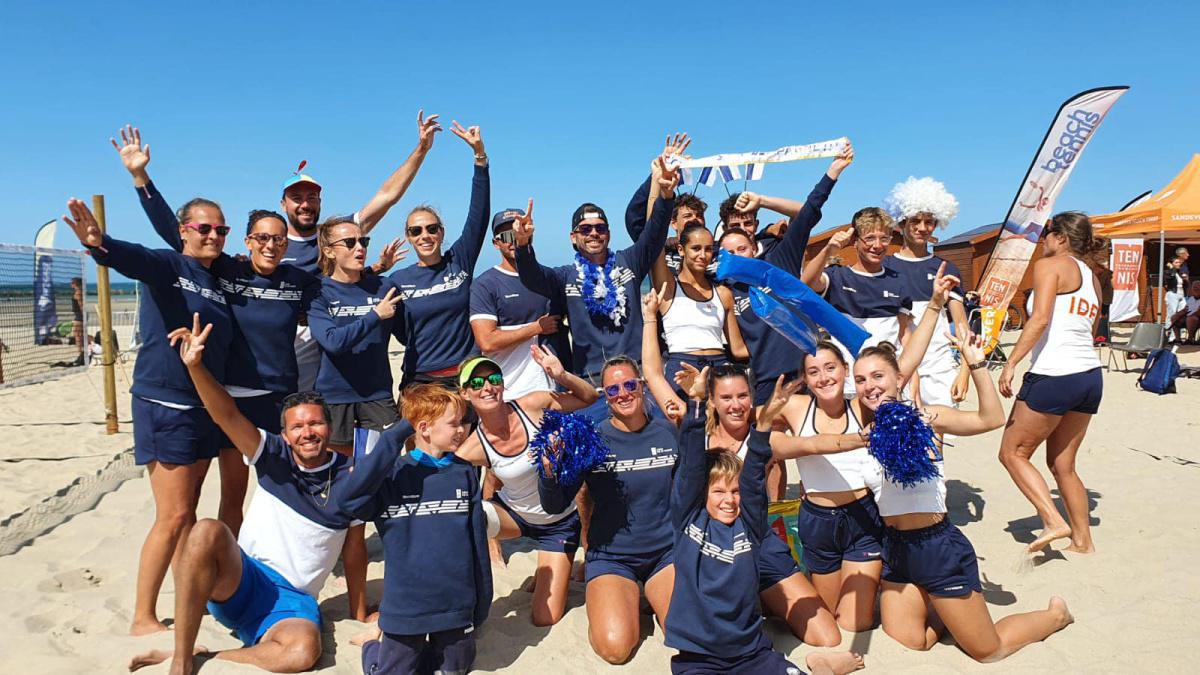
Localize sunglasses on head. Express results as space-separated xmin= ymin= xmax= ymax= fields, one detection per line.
xmin=494 ymin=230 xmax=517 ymax=244
xmin=1040 ymin=224 xmax=1059 ymax=239
xmin=604 ymin=378 xmax=640 ymax=398
xmin=332 ymin=236 xmax=370 ymax=249
xmin=575 ymin=223 xmax=609 ymax=237
xmin=407 ymin=223 xmax=443 ymax=238
xmin=465 ymin=372 xmax=504 ymax=390
xmin=247 ymin=233 xmax=287 ymax=246
xmin=183 ymin=223 xmax=230 ymax=236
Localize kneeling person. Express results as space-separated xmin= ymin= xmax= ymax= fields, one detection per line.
xmin=130 ymin=315 xmax=360 ymax=674
xmin=340 ymin=384 xmax=492 ymax=675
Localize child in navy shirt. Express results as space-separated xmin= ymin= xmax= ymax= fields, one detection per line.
xmin=340 ymin=385 xmax=491 ymax=675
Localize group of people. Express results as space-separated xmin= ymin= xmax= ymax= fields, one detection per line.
xmin=57 ymin=119 xmax=1109 ymax=674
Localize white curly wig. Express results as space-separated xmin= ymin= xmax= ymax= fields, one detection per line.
xmin=883 ymin=176 xmax=959 ymax=229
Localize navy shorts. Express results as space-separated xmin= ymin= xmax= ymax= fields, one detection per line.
xmin=1017 ymin=367 xmax=1103 ymax=415
xmin=664 ymin=353 xmax=731 ymax=397
xmin=207 ymin=551 xmax=320 ymax=646
xmin=671 ymin=637 xmax=800 ymax=674
xmin=796 ymin=493 xmax=885 ymax=575
xmin=218 ymin=392 xmax=286 ymax=448
xmin=753 ymin=370 xmax=801 ymax=406
xmin=585 ymin=545 xmax=674 ymax=584
xmin=362 ymin=626 xmax=476 ymax=675
xmin=758 ymin=532 xmax=802 ymax=592
xmin=132 ymin=396 xmax=221 ymax=466
xmin=882 ymin=518 xmax=982 ymax=598
xmin=491 ymin=498 xmax=581 ymax=556
xmin=327 ymin=398 xmax=400 ymax=446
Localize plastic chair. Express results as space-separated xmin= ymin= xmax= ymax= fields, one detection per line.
xmin=1108 ymin=322 xmax=1165 ymax=372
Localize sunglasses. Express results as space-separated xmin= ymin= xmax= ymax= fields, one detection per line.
xmin=247 ymin=233 xmax=287 ymax=246
xmin=407 ymin=223 xmax=443 ymax=238
xmin=494 ymin=230 xmax=517 ymax=244
xmin=575 ymin=223 xmax=609 ymax=237
xmin=183 ymin=223 xmax=231 ymax=236
xmin=603 ymin=378 xmax=641 ymax=398
xmin=332 ymin=236 xmax=371 ymax=249
xmin=465 ymin=372 xmax=504 ymax=390
xmin=1040 ymin=224 xmax=1059 ymax=239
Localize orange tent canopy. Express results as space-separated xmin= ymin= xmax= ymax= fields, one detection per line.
xmin=1093 ymin=154 xmax=1200 ymax=239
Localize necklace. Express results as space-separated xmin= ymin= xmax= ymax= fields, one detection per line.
xmin=309 ymin=462 xmax=334 ymax=508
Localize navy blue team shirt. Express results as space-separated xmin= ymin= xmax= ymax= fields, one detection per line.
xmin=515 ymin=178 xmax=674 ymax=378
xmin=92 ymin=235 xmax=234 ymax=405
xmin=390 ymin=164 xmax=490 ymax=379
xmin=337 ymin=421 xmax=492 ymax=636
xmin=888 ymin=254 xmax=963 ymax=306
xmin=468 ymin=266 xmax=572 ymax=360
xmin=539 ymin=415 xmax=679 ymax=555
xmin=306 ymin=274 xmax=400 ymax=404
xmin=666 ymin=401 xmax=773 ymax=658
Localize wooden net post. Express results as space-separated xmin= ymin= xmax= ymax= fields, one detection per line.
xmin=92 ymin=195 xmax=119 ymax=434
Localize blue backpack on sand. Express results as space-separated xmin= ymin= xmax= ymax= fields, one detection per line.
xmin=1137 ymin=348 xmax=1180 ymax=395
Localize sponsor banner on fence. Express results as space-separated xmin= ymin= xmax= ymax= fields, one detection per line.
xmin=1109 ymin=238 xmax=1143 ymax=322
xmin=977 ymin=86 xmax=1128 ymax=344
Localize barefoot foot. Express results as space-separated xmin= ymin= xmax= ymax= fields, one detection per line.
xmin=1064 ymin=540 xmax=1095 ymax=554
xmin=806 ymin=651 xmax=865 ymax=675
xmin=1048 ymin=596 xmax=1074 ymax=631
xmin=128 ymin=645 xmax=206 ymax=673
xmin=129 ymin=618 xmax=169 ymax=636
xmin=1026 ymin=525 xmax=1072 ymax=553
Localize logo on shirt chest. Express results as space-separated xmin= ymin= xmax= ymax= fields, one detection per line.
xmin=883 ymin=290 xmax=900 ymax=299
xmin=174 ymin=277 xmax=227 ymax=305
xmin=401 ymin=271 xmax=469 ymax=300
xmin=841 ymin=286 xmax=857 ymax=294
xmin=380 ymin=497 xmax=469 ymax=518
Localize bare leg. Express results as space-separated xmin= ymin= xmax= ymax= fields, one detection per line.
xmin=1045 ymin=412 xmax=1096 ymax=553
xmin=760 ymin=572 xmax=841 ymax=647
xmin=766 ymin=459 xmax=786 ymax=502
xmin=644 ymin=564 xmax=675 ymax=630
xmin=213 ymin=618 xmax=321 ymax=672
xmin=483 ymin=472 xmax=506 ymax=567
xmin=584 ymin=575 xmax=642 ymax=664
xmin=572 ymin=487 xmax=592 ymax=582
xmin=880 ymin=580 xmax=942 ymax=651
xmin=530 ymin=550 xmax=575 ymax=627
xmin=813 ymin=560 xmax=882 ymax=632
xmin=998 ymin=402 xmax=1071 ymax=552
xmin=931 ymin=592 xmax=1072 ymax=662
xmin=216 ymin=447 xmax=249 ymax=537
xmin=341 ymin=524 xmax=371 ymax=621
xmin=131 ymin=460 xmax=210 ymax=635
xmin=806 ymin=651 xmax=865 ymax=675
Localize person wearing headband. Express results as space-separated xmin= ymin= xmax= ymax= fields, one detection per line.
xmin=469 ymin=207 xmax=571 ymax=400
xmin=390 ymin=121 xmax=491 ymax=392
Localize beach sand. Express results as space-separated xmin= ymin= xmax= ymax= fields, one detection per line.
xmin=1 ymin=338 xmax=1197 ymax=674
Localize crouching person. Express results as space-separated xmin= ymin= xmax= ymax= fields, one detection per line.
xmin=339 ymin=384 xmax=492 ymax=675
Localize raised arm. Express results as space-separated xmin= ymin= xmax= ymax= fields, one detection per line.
xmin=801 ymin=228 xmax=852 ymax=292
xmin=356 ymin=111 xmax=441 ymax=234
xmin=445 ymin=121 xmax=491 ymax=272
xmin=307 ymin=286 xmax=401 ymax=355
xmin=336 ymin=421 xmax=415 ymax=522
xmin=111 ymin=126 xmax=183 ymax=250
xmin=63 ymin=200 xmax=175 ymax=283
xmin=517 ymin=345 xmax=600 ymax=411
xmin=770 ymin=142 xmax=854 ymax=274
xmin=468 ymin=467 xmax=493 ymax=627
xmin=512 ymin=211 xmax=563 ymax=298
xmin=628 ymin=158 xmax=679 ymax=279
xmin=640 ymin=289 xmax=685 ymax=424
xmin=739 ymin=427 xmax=773 ymax=541
xmin=172 ymin=314 xmax=261 ymax=458
xmin=671 ymin=398 xmax=710 ymax=529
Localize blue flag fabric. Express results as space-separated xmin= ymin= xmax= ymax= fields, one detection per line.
xmin=715 ymin=251 xmax=870 ymax=357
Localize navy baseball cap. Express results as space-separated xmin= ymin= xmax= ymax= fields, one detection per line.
xmin=491 ymin=208 xmax=525 ymax=233
xmin=572 ymin=203 xmax=608 ymax=229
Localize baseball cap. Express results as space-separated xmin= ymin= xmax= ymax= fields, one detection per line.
xmin=458 ymin=356 xmax=503 ymax=388
xmin=281 ymin=161 xmax=322 ymax=195
xmin=571 ymin=203 xmax=608 ymax=230
xmin=490 ymin=208 xmax=526 ymax=234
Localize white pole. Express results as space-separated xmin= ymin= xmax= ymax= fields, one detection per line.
xmin=1158 ymin=228 xmax=1166 ymax=325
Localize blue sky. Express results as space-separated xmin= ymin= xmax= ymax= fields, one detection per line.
xmin=2 ymin=2 xmax=1197 ymax=281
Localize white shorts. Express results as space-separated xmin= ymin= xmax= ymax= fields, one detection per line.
xmin=918 ymin=366 xmax=958 ymax=408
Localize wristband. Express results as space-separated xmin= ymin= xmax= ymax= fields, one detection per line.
xmin=968 ymin=360 xmax=987 ymax=371
xmin=926 ymin=304 xmax=944 ymax=313
xmin=474 ymin=153 xmax=488 ymax=162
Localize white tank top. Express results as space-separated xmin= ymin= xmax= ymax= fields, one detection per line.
xmin=1029 ymin=257 xmax=1102 ymax=376
xmin=706 ymin=432 xmax=750 ymax=461
xmin=871 ymin=460 xmax=947 ymax=518
xmin=478 ymin=404 xmax=575 ymax=525
xmin=662 ymin=285 xmax=725 ymax=353
xmin=793 ymin=398 xmax=876 ymax=493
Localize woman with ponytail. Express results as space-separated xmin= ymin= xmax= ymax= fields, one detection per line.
xmin=997 ymin=211 xmax=1104 ymax=555
xmin=848 ymin=263 xmax=1074 ymax=662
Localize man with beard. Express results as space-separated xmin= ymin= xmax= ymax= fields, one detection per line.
xmin=111 ymin=111 xmax=440 ymax=391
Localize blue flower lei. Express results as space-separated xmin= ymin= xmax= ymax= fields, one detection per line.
xmin=867 ymin=400 xmax=942 ymax=488
xmin=575 ymin=251 xmax=627 ymax=326
xmin=529 ymin=410 xmax=610 ymax=487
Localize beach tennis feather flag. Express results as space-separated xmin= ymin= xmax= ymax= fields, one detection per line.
xmin=745 ymin=163 xmax=766 ymax=181
xmin=976 ymin=86 xmax=1128 ymax=346
xmin=33 ymin=220 xmax=57 ymax=346
xmin=715 ymin=250 xmax=870 ymax=356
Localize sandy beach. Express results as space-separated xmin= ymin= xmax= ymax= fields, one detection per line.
xmin=1 ymin=336 xmax=1197 ymax=674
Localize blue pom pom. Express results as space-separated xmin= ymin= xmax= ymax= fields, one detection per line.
xmin=530 ymin=410 xmax=610 ymax=487
xmin=868 ymin=401 xmax=942 ymax=488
